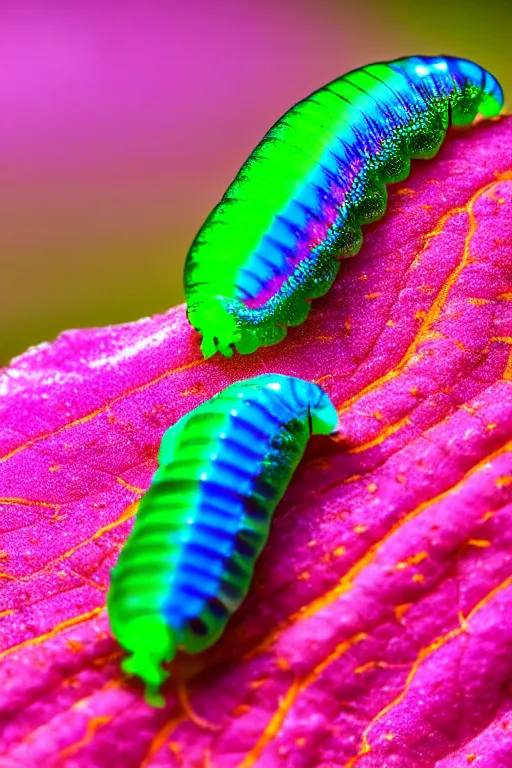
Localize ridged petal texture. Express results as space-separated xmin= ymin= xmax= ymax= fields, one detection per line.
xmin=1 ymin=118 xmax=512 ymax=768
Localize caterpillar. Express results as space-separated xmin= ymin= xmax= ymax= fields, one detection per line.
xmin=184 ymin=55 xmax=504 ymax=358
xmin=107 ymin=374 xmax=338 ymax=706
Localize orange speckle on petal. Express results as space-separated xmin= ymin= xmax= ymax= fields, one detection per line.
xmin=410 ymin=552 xmax=428 ymax=565
xmin=168 ymin=742 xmax=182 ymax=759
xmin=469 ymin=538 xmax=492 ymax=548
xmin=344 ymin=474 xmax=362 ymax=484
xmin=66 ymin=639 xmax=83 ymax=653
xmin=394 ymin=603 xmax=412 ymax=622
xmin=394 ymin=551 xmax=428 ymax=570
xmin=231 ymin=704 xmax=251 ymax=717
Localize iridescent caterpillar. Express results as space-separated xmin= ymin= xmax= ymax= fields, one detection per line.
xmin=107 ymin=374 xmax=338 ymax=705
xmin=184 ymin=55 xmax=504 ymax=358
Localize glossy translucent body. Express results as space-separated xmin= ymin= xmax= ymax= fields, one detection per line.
xmin=184 ymin=55 xmax=504 ymax=358
xmin=107 ymin=375 xmax=338 ymax=705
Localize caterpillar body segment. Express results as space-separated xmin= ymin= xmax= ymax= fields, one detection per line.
xmin=107 ymin=375 xmax=338 ymax=705
xmin=184 ymin=55 xmax=504 ymax=358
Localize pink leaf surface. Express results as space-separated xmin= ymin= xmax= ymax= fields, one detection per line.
xmin=1 ymin=118 xmax=512 ymax=768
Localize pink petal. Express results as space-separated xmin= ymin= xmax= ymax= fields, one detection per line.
xmin=1 ymin=118 xmax=512 ymax=767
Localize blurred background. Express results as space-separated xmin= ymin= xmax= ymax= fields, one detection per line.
xmin=1 ymin=0 xmax=510 ymax=365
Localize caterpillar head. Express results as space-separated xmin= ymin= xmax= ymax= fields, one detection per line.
xmin=310 ymin=387 xmax=340 ymax=436
xmin=187 ymin=298 xmax=241 ymax=358
xmin=116 ymin=615 xmax=176 ymax=707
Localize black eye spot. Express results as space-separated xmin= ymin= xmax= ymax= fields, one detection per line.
xmin=207 ymin=596 xmax=229 ymax=618
xmin=221 ymin=580 xmax=242 ymax=599
xmin=252 ymin=478 xmax=274 ymax=500
xmin=234 ymin=533 xmax=257 ymax=558
xmin=189 ymin=617 xmax=208 ymax=636
xmin=245 ymin=496 xmax=268 ymax=520
xmin=225 ymin=557 xmax=247 ymax=579
xmin=246 ymin=506 xmax=266 ymax=521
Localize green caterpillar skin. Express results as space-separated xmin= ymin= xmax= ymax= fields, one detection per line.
xmin=184 ymin=55 xmax=504 ymax=358
xmin=107 ymin=374 xmax=338 ymax=706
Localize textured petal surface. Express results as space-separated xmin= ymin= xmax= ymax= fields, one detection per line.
xmin=1 ymin=118 xmax=512 ymax=768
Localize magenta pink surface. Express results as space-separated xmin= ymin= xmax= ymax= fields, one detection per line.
xmin=1 ymin=119 xmax=512 ymax=767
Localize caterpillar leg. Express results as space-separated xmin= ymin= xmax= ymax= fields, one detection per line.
xmin=235 ymin=323 xmax=287 ymax=355
xmin=187 ymin=298 xmax=241 ymax=358
xmin=117 ymin=615 xmax=176 ymax=707
xmin=201 ymin=334 xmax=234 ymax=359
